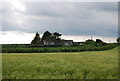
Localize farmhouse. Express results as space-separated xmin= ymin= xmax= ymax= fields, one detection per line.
xmin=31 ymin=31 xmax=83 ymax=46
xmin=73 ymin=42 xmax=85 ymax=46
xmin=43 ymin=40 xmax=73 ymax=46
xmin=61 ymin=40 xmax=73 ymax=46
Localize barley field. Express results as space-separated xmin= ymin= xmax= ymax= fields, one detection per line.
xmin=2 ymin=47 xmax=118 ymax=79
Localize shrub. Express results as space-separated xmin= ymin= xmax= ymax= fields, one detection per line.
xmin=2 ymin=43 xmax=118 ymax=53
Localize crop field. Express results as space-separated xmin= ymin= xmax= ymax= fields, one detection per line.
xmin=2 ymin=47 xmax=118 ymax=79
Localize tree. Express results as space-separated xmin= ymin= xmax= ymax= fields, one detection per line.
xmin=85 ymin=39 xmax=95 ymax=45
xmin=85 ymin=39 xmax=95 ymax=43
xmin=31 ymin=32 xmax=41 ymax=44
xmin=41 ymin=31 xmax=62 ymax=43
xmin=53 ymin=32 xmax=62 ymax=40
xmin=96 ymin=39 xmax=103 ymax=43
xmin=117 ymin=37 xmax=120 ymax=43
xmin=53 ymin=32 xmax=61 ymax=37
xmin=41 ymin=31 xmax=52 ymax=42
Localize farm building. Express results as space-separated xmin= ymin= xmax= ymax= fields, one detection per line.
xmin=73 ymin=42 xmax=85 ymax=46
xmin=31 ymin=31 xmax=84 ymax=46
xmin=43 ymin=40 xmax=73 ymax=46
xmin=61 ymin=40 xmax=73 ymax=46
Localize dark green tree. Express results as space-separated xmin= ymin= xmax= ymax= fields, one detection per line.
xmin=41 ymin=31 xmax=52 ymax=42
xmin=53 ymin=32 xmax=62 ymax=37
xmin=31 ymin=32 xmax=41 ymax=44
xmin=96 ymin=39 xmax=103 ymax=43
xmin=85 ymin=39 xmax=95 ymax=43
xmin=53 ymin=32 xmax=62 ymax=40
xmin=117 ymin=37 xmax=120 ymax=43
xmin=85 ymin=39 xmax=95 ymax=45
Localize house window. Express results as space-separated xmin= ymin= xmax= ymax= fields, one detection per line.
xmin=51 ymin=42 xmax=54 ymax=45
xmin=65 ymin=43 xmax=69 ymax=45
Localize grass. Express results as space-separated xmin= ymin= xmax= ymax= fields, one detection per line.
xmin=2 ymin=46 xmax=118 ymax=79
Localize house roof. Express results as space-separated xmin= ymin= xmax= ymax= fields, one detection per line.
xmin=61 ymin=40 xmax=73 ymax=42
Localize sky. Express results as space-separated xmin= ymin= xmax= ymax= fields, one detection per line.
xmin=0 ymin=0 xmax=119 ymax=44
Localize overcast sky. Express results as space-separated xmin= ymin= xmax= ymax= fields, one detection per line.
xmin=0 ymin=0 xmax=118 ymax=44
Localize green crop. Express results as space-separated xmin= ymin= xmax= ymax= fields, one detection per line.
xmin=2 ymin=46 xmax=119 ymax=79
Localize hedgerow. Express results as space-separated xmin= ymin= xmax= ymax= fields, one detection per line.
xmin=2 ymin=43 xmax=118 ymax=53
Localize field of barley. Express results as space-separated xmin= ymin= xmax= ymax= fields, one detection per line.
xmin=2 ymin=47 xmax=118 ymax=79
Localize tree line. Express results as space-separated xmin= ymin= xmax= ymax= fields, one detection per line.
xmin=31 ymin=31 xmax=120 ymax=45
xmin=31 ymin=31 xmax=62 ymax=44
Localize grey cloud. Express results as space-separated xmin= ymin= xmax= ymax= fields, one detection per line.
xmin=25 ymin=2 xmax=117 ymax=17
xmin=79 ymin=2 xmax=118 ymax=12
xmin=2 ymin=2 xmax=118 ymax=37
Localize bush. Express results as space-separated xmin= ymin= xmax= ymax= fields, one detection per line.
xmin=2 ymin=43 xmax=118 ymax=53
